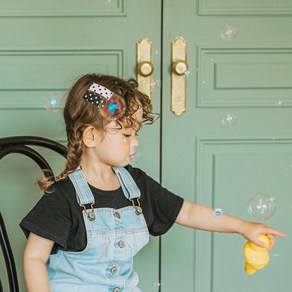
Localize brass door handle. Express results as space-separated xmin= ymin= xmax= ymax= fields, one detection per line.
xmin=137 ymin=61 xmax=154 ymax=77
xmin=171 ymin=37 xmax=188 ymax=116
xmin=172 ymin=60 xmax=188 ymax=76
xmin=136 ymin=38 xmax=154 ymax=99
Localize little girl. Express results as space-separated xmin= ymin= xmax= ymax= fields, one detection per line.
xmin=20 ymin=73 xmax=285 ymax=292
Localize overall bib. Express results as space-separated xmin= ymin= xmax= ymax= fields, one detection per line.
xmin=47 ymin=167 xmax=150 ymax=292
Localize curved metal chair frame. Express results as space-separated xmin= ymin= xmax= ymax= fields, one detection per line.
xmin=0 ymin=136 xmax=67 ymax=292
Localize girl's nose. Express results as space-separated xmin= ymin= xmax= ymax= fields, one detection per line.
xmin=132 ymin=135 xmax=139 ymax=147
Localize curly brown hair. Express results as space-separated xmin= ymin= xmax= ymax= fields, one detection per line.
xmin=38 ymin=73 xmax=154 ymax=191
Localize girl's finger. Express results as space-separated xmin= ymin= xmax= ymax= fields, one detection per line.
xmin=264 ymin=227 xmax=286 ymax=238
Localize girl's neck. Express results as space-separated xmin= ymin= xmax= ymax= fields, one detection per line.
xmin=79 ymin=162 xmax=120 ymax=191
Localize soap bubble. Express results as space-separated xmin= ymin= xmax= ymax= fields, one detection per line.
xmin=45 ymin=93 xmax=62 ymax=112
xmin=247 ymin=193 xmax=276 ymax=221
xmin=272 ymin=252 xmax=280 ymax=258
xmin=213 ymin=208 xmax=223 ymax=216
xmin=127 ymin=152 xmax=140 ymax=166
xmin=100 ymin=94 xmax=126 ymax=120
xmin=221 ymin=25 xmax=237 ymax=40
xmin=221 ymin=112 xmax=238 ymax=127
xmin=151 ymin=79 xmax=160 ymax=90
xmin=184 ymin=69 xmax=192 ymax=77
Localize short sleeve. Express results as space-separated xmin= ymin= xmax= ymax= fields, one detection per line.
xmin=20 ymin=186 xmax=72 ymax=249
xmin=126 ymin=166 xmax=184 ymax=236
xmin=146 ymin=175 xmax=184 ymax=236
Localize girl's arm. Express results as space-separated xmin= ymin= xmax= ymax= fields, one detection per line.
xmin=23 ymin=232 xmax=54 ymax=292
xmin=176 ymin=201 xmax=286 ymax=248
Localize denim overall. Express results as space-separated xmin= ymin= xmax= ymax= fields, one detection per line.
xmin=47 ymin=167 xmax=150 ymax=292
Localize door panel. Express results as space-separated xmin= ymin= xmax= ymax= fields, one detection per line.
xmin=194 ymin=139 xmax=292 ymax=291
xmin=162 ymin=0 xmax=292 ymax=291
xmin=0 ymin=1 xmax=161 ymax=291
xmin=198 ymin=48 xmax=292 ymax=107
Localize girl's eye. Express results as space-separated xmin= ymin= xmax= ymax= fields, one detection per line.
xmin=122 ymin=129 xmax=139 ymax=138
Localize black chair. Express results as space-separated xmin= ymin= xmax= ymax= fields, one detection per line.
xmin=0 ymin=136 xmax=67 ymax=292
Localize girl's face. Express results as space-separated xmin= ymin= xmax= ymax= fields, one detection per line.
xmin=92 ymin=106 xmax=143 ymax=167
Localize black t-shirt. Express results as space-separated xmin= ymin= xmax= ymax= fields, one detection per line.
xmin=20 ymin=165 xmax=184 ymax=253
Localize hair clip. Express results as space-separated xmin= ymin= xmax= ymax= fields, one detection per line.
xmin=83 ymin=82 xmax=126 ymax=120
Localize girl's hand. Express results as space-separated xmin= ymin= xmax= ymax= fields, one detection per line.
xmin=240 ymin=222 xmax=286 ymax=249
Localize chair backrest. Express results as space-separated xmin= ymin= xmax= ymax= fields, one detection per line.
xmin=0 ymin=136 xmax=67 ymax=292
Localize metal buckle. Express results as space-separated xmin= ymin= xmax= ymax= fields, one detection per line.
xmin=129 ymin=198 xmax=143 ymax=215
xmin=80 ymin=203 xmax=95 ymax=221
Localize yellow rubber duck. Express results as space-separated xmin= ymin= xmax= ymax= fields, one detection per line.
xmin=243 ymin=234 xmax=270 ymax=275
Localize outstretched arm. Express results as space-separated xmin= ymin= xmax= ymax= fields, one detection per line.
xmin=23 ymin=232 xmax=54 ymax=292
xmin=176 ymin=201 xmax=286 ymax=248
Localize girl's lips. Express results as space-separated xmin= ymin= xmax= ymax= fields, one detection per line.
xmin=129 ymin=153 xmax=136 ymax=159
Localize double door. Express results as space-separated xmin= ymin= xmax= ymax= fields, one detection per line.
xmin=0 ymin=1 xmax=292 ymax=291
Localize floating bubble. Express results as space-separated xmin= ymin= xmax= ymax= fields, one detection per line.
xmin=221 ymin=25 xmax=237 ymax=40
xmin=100 ymin=94 xmax=126 ymax=120
xmin=213 ymin=208 xmax=223 ymax=216
xmin=127 ymin=152 xmax=140 ymax=166
xmin=185 ymin=69 xmax=192 ymax=77
xmin=272 ymin=252 xmax=280 ymax=258
xmin=221 ymin=112 xmax=238 ymax=127
xmin=154 ymin=281 xmax=162 ymax=288
xmin=150 ymin=79 xmax=160 ymax=90
xmin=247 ymin=193 xmax=276 ymax=221
xmin=45 ymin=93 xmax=62 ymax=112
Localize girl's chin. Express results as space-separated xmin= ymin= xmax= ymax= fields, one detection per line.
xmin=112 ymin=154 xmax=137 ymax=167
xmin=112 ymin=160 xmax=130 ymax=168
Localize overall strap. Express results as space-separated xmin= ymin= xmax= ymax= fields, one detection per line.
xmin=68 ymin=168 xmax=95 ymax=206
xmin=112 ymin=166 xmax=141 ymax=200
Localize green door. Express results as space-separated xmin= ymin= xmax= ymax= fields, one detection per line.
xmin=161 ymin=0 xmax=292 ymax=291
xmin=1 ymin=1 xmax=292 ymax=292
xmin=0 ymin=1 xmax=161 ymax=291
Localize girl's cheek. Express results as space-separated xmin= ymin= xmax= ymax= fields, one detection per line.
xmin=121 ymin=137 xmax=131 ymax=144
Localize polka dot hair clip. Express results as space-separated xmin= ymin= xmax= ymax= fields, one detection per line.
xmin=83 ymin=82 xmax=126 ymax=120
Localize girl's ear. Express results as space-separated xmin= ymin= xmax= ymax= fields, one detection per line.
xmin=82 ymin=126 xmax=97 ymax=147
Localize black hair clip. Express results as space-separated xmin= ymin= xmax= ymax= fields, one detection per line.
xmin=83 ymin=83 xmax=126 ymax=120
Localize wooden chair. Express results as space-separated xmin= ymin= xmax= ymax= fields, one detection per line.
xmin=0 ymin=136 xmax=67 ymax=292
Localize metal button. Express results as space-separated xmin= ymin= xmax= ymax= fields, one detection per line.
xmin=87 ymin=211 xmax=95 ymax=221
xmin=114 ymin=211 xmax=121 ymax=219
xmin=111 ymin=266 xmax=118 ymax=274
xmin=118 ymin=240 xmax=125 ymax=248
xmin=113 ymin=288 xmax=120 ymax=292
